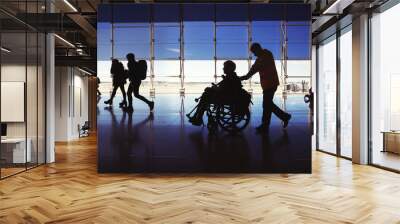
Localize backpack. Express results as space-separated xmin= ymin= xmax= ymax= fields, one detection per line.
xmin=136 ymin=60 xmax=147 ymax=80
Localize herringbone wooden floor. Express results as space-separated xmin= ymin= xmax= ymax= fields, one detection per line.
xmin=1 ymin=134 xmax=400 ymax=224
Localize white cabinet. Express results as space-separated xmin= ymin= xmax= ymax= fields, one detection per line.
xmin=1 ymin=138 xmax=32 ymax=163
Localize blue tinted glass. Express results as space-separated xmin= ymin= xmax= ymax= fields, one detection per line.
xmin=97 ymin=22 xmax=112 ymax=60
xmin=155 ymin=25 xmax=180 ymax=43
xmin=98 ymin=3 xmax=311 ymax=61
xmin=154 ymin=44 xmax=180 ymax=59
xmin=217 ymin=26 xmax=248 ymax=43
xmin=114 ymin=44 xmax=150 ymax=60
xmin=98 ymin=44 xmax=111 ymax=61
xmin=217 ymin=43 xmax=248 ymax=59
xmin=252 ymin=21 xmax=281 ymax=43
xmin=184 ymin=22 xmax=214 ymax=43
xmin=97 ymin=23 xmax=111 ymax=44
xmin=287 ymin=25 xmax=310 ymax=43
xmin=114 ymin=27 xmax=150 ymax=44
xmin=185 ymin=44 xmax=214 ymax=60
xmin=288 ymin=43 xmax=310 ymax=60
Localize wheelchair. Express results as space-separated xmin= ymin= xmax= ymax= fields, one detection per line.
xmin=187 ymin=88 xmax=252 ymax=134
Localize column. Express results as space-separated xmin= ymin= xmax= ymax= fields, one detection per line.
xmin=352 ymin=14 xmax=369 ymax=164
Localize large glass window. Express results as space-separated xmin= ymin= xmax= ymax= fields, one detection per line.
xmin=317 ymin=35 xmax=337 ymax=154
xmin=252 ymin=21 xmax=281 ymax=59
xmin=184 ymin=22 xmax=214 ymax=61
xmin=97 ymin=3 xmax=311 ymax=95
xmin=339 ymin=27 xmax=352 ymax=158
xmin=113 ymin=24 xmax=150 ymax=60
xmin=370 ymin=3 xmax=400 ymax=171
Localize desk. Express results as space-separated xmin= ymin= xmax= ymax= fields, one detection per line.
xmin=382 ymin=131 xmax=400 ymax=154
xmin=1 ymin=138 xmax=31 ymax=163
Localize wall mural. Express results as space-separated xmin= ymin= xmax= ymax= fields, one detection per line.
xmin=97 ymin=3 xmax=312 ymax=173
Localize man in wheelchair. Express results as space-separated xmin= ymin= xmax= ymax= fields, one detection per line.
xmin=188 ymin=60 xmax=243 ymax=126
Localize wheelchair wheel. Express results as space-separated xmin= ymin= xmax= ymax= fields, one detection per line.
xmin=217 ymin=105 xmax=250 ymax=134
xmin=206 ymin=104 xmax=218 ymax=133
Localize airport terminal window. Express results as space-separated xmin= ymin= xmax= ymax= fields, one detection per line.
xmin=317 ymin=35 xmax=337 ymax=155
xmin=154 ymin=23 xmax=181 ymax=87
xmin=287 ymin=21 xmax=311 ymax=60
xmin=97 ymin=23 xmax=112 ymax=61
xmin=370 ymin=3 xmax=400 ymax=171
xmin=97 ymin=3 xmax=311 ymax=95
xmin=184 ymin=21 xmax=214 ymax=87
xmin=216 ymin=24 xmax=249 ymax=60
xmin=113 ymin=24 xmax=150 ymax=60
xmin=252 ymin=21 xmax=281 ymax=61
xmin=184 ymin=22 xmax=214 ymax=60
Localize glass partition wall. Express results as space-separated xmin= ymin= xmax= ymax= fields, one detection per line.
xmin=316 ymin=25 xmax=352 ymax=159
xmin=0 ymin=2 xmax=46 ymax=179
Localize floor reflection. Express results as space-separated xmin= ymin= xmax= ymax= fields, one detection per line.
xmin=98 ymin=94 xmax=311 ymax=173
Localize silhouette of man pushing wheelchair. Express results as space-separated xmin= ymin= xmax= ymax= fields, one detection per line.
xmin=187 ymin=60 xmax=252 ymax=134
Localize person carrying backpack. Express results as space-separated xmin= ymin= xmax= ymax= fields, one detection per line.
xmin=104 ymin=59 xmax=127 ymax=107
xmin=124 ymin=53 xmax=154 ymax=112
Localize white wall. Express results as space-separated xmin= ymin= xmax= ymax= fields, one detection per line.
xmin=55 ymin=66 xmax=89 ymax=141
xmin=1 ymin=64 xmax=39 ymax=138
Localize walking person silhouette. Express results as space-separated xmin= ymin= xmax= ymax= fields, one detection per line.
xmin=240 ymin=43 xmax=291 ymax=133
xmin=104 ymin=59 xmax=127 ymax=107
xmin=124 ymin=53 xmax=154 ymax=113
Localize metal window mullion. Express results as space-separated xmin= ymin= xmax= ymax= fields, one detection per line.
xmin=150 ymin=5 xmax=155 ymax=96
xmin=280 ymin=19 xmax=288 ymax=111
xmin=336 ymin=29 xmax=341 ymax=157
xmin=179 ymin=4 xmax=184 ymax=94
xmin=316 ymin=44 xmax=320 ymax=151
xmin=36 ymin=22 xmax=39 ymax=168
xmin=214 ymin=4 xmax=217 ymax=83
xmin=367 ymin=12 xmax=373 ymax=165
xmin=44 ymin=1 xmax=47 ymax=165
xmin=248 ymin=9 xmax=252 ymax=93
xmin=111 ymin=4 xmax=114 ymax=59
xmin=25 ymin=1 xmax=28 ymax=171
